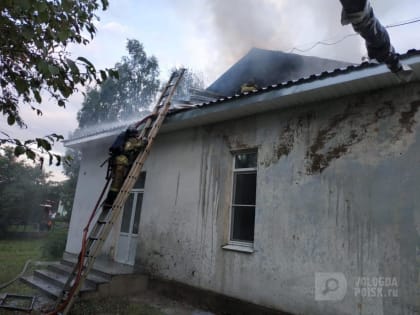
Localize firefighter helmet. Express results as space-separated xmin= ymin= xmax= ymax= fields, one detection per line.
xmin=125 ymin=126 xmax=139 ymax=138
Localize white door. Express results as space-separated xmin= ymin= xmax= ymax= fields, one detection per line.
xmin=115 ymin=174 xmax=145 ymax=265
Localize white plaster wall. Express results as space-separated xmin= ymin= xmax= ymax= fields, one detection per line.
xmin=135 ymin=82 xmax=420 ymax=315
xmin=65 ymin=138 xmax=112 ymax=255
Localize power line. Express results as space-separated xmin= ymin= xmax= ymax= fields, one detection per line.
xmin=287 ymin=16 xmax=420 ymax=54
xmin=289 ymin=33 xmax=358 ymax=53
xmin=386 ymin=17 xmax=420 ymax=28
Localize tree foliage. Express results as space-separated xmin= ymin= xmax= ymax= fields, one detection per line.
xmin=0 ymin=147 xmax=61 ymax=236
xmin=0 ymin=0 xmax=117 ymax=163
xmin=77 ymin=39 xmax=160 ymax=128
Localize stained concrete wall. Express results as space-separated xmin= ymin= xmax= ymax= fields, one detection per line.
xmin=135 ymin=82 xmax=420 ymax=315
xmin=66 ymin=81 xmax=420 ymax=315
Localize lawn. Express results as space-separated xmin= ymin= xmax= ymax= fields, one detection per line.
xmin=69 ymin=297 xmax=165 ymax=315
xmin=0 ymin=239 xmax=45 ymax=283
xmin=0 ymin=239 xmax=47 ymax=296
xmin=0 ymin=238 xmax=188 ymax=314
xmin=0 ymin=238 xmax=165 ymax=315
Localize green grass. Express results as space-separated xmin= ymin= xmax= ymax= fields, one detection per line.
xmin=0 ymin=239 xmax=48 ymax=296
xmin=7 ymin=224 xmax=41 ymax=233
xmin=70 ymin=297 xmax=165 ymax=315
xmin=0 ymin=239 xmax=44 ymax=283
xmin=0 ymin=239 xmax=167 ymax=314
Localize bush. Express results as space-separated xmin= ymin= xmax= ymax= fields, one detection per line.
xmin=42 ymin=228 xmax=68 ymax=259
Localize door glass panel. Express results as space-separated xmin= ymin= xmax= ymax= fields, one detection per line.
xmin=132 ymin=193 xmax=143 ymax=234
xmin=120 ymin=193 xmax=134 ymax=233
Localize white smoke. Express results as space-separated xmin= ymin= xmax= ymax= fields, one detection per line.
xmin=171 ymin=0 xmax=410 ymax=82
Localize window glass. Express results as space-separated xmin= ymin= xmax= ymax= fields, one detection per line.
xmin=133 ymin=172 xmax=146 ymax=189
xmin=132 ymin=193 xmax=143 ymax=234
xmin=231 ymin=206 xmax=255 ymax=242
xmin=235 ymin=152 xmax=257 ymax=169
xmin=120 ymin=193 xmax=134 ymax=233
xmin=233 ymin=173 xmax=256 ymax=205
xmin=230 ymin=150 xmax=257 ymax=243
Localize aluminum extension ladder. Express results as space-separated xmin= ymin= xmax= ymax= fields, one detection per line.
xmin=52 ymin=69 xmax=186 ymax=315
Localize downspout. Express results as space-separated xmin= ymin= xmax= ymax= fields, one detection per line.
xmin=339 ymin=0 xmax=402 ymax=73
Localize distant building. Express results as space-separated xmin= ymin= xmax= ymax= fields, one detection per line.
xmin=56 ymin=200 xmax=67 ymax=217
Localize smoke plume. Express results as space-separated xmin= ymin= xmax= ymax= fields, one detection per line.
xmin=199 ymin=0 xmax=362 ymax=79
xmin=173 ymin=0 xmax=403 ymax=81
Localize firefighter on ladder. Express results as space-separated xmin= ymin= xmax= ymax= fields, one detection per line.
xmin=103 ymin=126 xmax=146 ymax=210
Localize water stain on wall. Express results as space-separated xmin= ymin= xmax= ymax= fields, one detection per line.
xmin=306 ymin=99 xmax=419 ymax=174
xmin=261 ymin=112 xmax=314 ymax=167
xmin=259 ymin=95 xmax=420 ymax=174
xmin=399 ymin=100 xmax=420 ymax=132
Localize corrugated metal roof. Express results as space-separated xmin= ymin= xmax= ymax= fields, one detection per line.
xmin=65 ymin=49 xmax=420 ymax=148
xmin=179 ymin=49 xmax=420 ymax=110
xmin=206 ymin=48 xmax=350 ymax=96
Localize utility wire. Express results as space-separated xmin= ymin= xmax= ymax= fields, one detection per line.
xmin=288 ymin=16 xmax=420 ymax=54
xmin=289 ymin=33 xmax=358 ymax=53
xmin=386 ymin=17 xmax=420 ymax=28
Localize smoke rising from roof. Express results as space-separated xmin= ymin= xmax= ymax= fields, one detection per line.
xmin=173 ymin=0 xmax=404 ymax=81
xmin=208 ymin=0 xmax=293 ymax=68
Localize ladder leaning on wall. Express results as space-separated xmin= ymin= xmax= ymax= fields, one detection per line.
xmin=49 ymin=69 xmax=186 ymax=315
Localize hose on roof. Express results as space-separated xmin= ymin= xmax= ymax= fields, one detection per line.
xmin=340 ymin=0 xmax=402 ymax=72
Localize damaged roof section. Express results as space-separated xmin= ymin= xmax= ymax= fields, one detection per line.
xmin=207 ymin=48 xmax=351 ymax=96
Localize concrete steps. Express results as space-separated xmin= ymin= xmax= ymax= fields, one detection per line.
xmin=20 ymin=275 xmax=62 ymax=299
xmin=21 ymin=259 xmax=105 ymax=299
xmin=48 ymin=262 xmax=110 ymax=286
xmin=20 ymin=253 xmax=147 ymax=300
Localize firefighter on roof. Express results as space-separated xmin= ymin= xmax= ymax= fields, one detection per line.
xmin=241 ymin=79 xmax=258 ymax=93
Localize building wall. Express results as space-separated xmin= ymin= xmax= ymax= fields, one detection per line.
xmin=134 ymin=82 xmax=420 ymax=315
xmin=65 ymin=139 xmax=113 ymax=255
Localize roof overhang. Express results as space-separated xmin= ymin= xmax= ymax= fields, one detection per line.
xmin=65 ymin=53 xmax=420 ymax=150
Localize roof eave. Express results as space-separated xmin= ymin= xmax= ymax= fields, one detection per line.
xmin=160 ymin=55 xmax=420 ymax=133
xmin=65 ymin=54 xmax=420 ymax=149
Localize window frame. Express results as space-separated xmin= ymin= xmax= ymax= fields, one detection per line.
xmin=228 ymin=150 xmax=258 ymax=248
xmin=119 ymin=172 xmax=146 ymax=236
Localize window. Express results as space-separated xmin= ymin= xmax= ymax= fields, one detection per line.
xmin=230 ymin=151 xmax=257 ymax=244
xmin=120 ymin=172 xmax=146 ymax=235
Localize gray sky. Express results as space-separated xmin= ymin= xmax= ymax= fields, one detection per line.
xmin=2 ymin=0 xmax=420 ymax=180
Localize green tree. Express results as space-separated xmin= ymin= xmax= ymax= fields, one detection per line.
xmin=0 ymin=147 xmax=60 ymax=235
xmin=77 ymin=39 xmax=160 ymax=127
xmin=0 ymin=0 xmax=117 ymax=163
